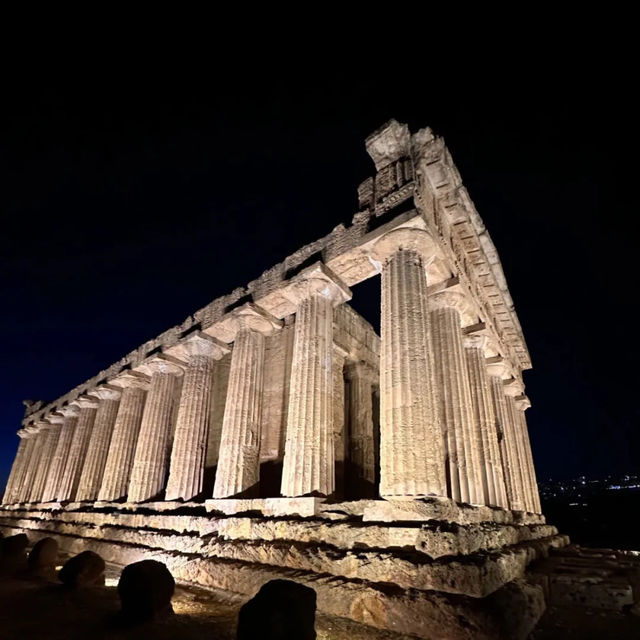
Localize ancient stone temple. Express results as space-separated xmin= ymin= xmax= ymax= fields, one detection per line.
xmin=0 ymin=121 xmax=566 ymax=639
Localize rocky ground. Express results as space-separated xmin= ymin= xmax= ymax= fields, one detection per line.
xmin=0 ymin=562 xmax=418 ymax=640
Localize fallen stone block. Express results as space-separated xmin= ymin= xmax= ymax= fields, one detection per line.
xmin=58 ymin=550 xmax=105 ymax=587
xmin=118 ymin=559 xmax=175 ymax=622
xmin=237 ymin=579 xmax=317 ymax=640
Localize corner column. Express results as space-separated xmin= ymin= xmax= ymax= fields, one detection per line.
xmin=213 ymin=306 xmax=280 ymax=498
xmin=514 ymin=396 xmax=541 ymax=513
xmin=128 ymin=356 xmax=184 ymax=503
xmin=57 ymin=396 xmax=99 ymax=502
xmin=165 ymin=332 xmax=230 ymax=501
xmin=2 ymin=432 xmax=31 ymax=504
xmin=75 ymin=386 xmax=122 ymax=502
xmin=14 ymin=427 xmax=39 ymax=503
xmin=504 ymin=380 xmax=534 ymax=512
xmin=463 ymin=336 xmax=508 ymax=507
xmin=486 ymin=361 xmax=525 ymax=511
xmin=281 ymin=263 xmax=351 ymax=497
xmin=374 ymin=228 xmax=446 ymax=497
xmin=98 ymin=372 xmax=150 ymax=502
xmin=42 ymin=408 xmax=78 ymax=503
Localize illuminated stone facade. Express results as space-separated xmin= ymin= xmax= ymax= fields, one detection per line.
xmin=0 ymin=121 xmax=557 ymax=639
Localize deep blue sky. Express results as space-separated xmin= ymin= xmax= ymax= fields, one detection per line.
xmin=1 ymin=41 xmax=637 ymax=491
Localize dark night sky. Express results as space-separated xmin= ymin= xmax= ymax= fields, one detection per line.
xmin=1 ymin=42 xmax=637 ymax=491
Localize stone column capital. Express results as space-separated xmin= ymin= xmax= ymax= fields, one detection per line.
xmin=515 ymin=395 xmax=531 ymax=411
xmin=47 ymin=413 xmax=66 ymax=425
xmin=463 ymin=333 xmax=488 ymax=351
xmin=283 ymin=262 xmax=352 ymax=308
xmin=88 ymin=385 xmax=122 ymax=401
xmin=17 ymin=429 xmax=33 ymax=439
xmin=430 ymin=289 xmax=476 ymax=324
xmin=58 ymin=404 xmax=81 ymax=418
xmin=503 ymin=378 xmax=525 ymax=398
xmin=72 ymin=395 xmax=100 ymax=409
xmin=345 ymin=360 xmax=378 ymax=383
xmin=485 ymin=358 xmax=513 ymax=380
xmin=170 ymin=331 xmax=231 ymax=360
xmin=34 ymin=419 xmax=52 ymax=432
xmin=135 ymin=354 xmax=184 ymax=377
xmin=110 ymin=370 xmax=151 ymax=390
xmin=371 ymin=227 xmax=439 ymax=265
xmin=207 ymin=304 xmax=282 ymax=344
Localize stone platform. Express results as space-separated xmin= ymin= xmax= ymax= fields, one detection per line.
xmin=0 ymin=498 xmax=567 ymax=639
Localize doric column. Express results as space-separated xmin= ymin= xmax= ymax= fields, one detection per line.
xmin=28 ymin=419 xmax=61 ymax=503
xmin=13 ymin=427 xmax=39 ymax=503
xmin=75 ymin=386 xmax=121 ymax=502
xmin=97 ymin=371 xmax=150 ymax=502
xmin=463 ymin=336 xmax=508 ymax=508
xmin=2 ymin=432 xmax=30 ymax=504
xmin=165 ymin=332 xmax=229 ymax=501
xmin=128 ymin=356 xmax=184 ymax=503
xmin=57 ymin=396 xmax=99 ymax=502
xmin=213 ymin=305 xmax=280 ymax=499
xmin=281 ymin=263 xmax=351 ymax=497
xmin=429 ymin=290 xmax=483 ymax=505
xmin=42 ymin=405 xmax=80 ymax=502
xmin=372 ymin=228 xmax=446 ymax=498
xmin=514 ymin=396 xmax=541 ymax=513
xmin=345 ymin=361 xmax=377 ymax=494
xmin=486 ymin=361 xmax=525 ymax=511
xmin=333 ymin=349 xmax=347 ymax=498
xmin=503 ymin=378 xmax=533 ymax=512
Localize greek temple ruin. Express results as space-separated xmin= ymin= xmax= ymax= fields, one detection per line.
xmin=0 ymin=120 xmax=566 ymax=639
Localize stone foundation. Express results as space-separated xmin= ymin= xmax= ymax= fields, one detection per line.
xmin=0 ymin=500 xmax=567 ymax=639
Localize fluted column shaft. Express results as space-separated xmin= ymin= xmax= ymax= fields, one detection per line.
xmin=346 ymin=362 xmax=376 ymax=487
xmin=280 ymin=265 xmax=351 ymax=498
xmin=378 ymin=248 xmax=445 ymax=497
xmin=214 ymin=329 xmax=268 ymax=498
xmin=507 ymin=390 xmax=535 ymax=512
xmin=504 ymin=395 xmax=530 ymax=511
xmin=464 ymin=342 xmax=508 ymax=507
xmin=515 ymin=402 xmax=541 ymax=513
xmin=281 ymin=293 xmax=337 ymax=497
xmin=430 ymin=300 xmax=483 ymax=505
xmin=128 ymin=358 xmax=183 ymax=503
xmin=14 ymin=435 xmax=38 ymax=503
xmin=488 ymin=375 xmax=523 ymax=510
xmin=42 ymin=408 xmax=79 ymax=502
xmin=29 ymin=424 xmax=61 ymax=503
xmin=76 ymin=388 xmax=121 ymax=501
xmin=98 ymin=374 xmax=149 ymax=501
xmin=167 ymin=333 xmax=228 ymax=501
xmin=3 ymin=435 xmax=29 ymax=504
xmin=57 ymin=399 xmax=99 ymax=501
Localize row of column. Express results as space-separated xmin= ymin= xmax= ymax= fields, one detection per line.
xmin=3 ymin=264 xmax=354 ymax=506
xmin=375 ymin=227 xmax=540 ymax=512
xmin=3 ymin=243 xmax=540 ymax=512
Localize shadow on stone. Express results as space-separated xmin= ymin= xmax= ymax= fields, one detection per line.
xmin=58 ymin=550 xmax=105 ymax=587
xmin=117 ymin=559 xmax=175 ymax=624
xmin=237 ymin=579 xmax=316 ymax=640
xmin=27 ymin=537 xmax=59 ymax=579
